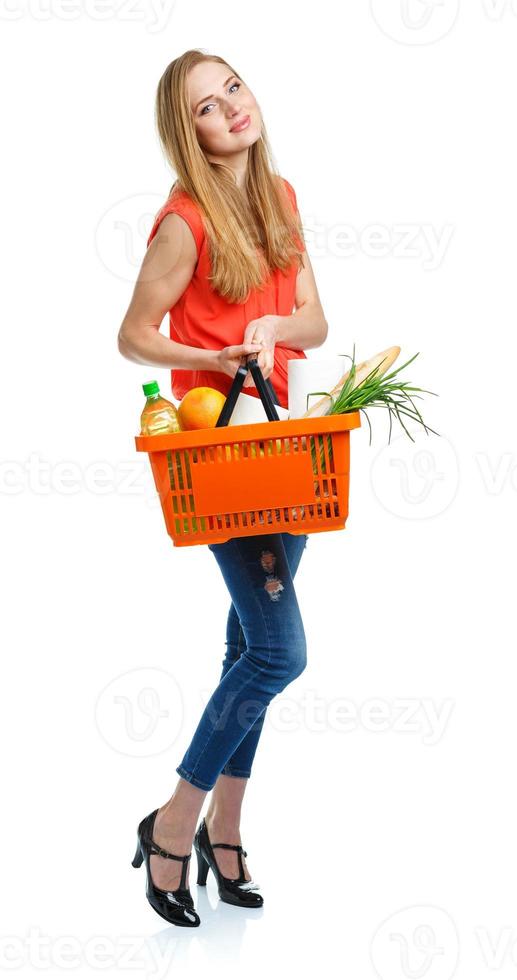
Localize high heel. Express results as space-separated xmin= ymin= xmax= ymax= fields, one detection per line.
xmin=193 ymin=818 xmax=263 ymax=908
xmin=131 ymin=842 xmax=144 ymax=868
xmin=131 ymin=809 xmax=201 ymax=927
xmin=196 ymin=848 xmax=210 ymax=886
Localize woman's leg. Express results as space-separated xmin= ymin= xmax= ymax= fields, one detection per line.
xmin=202 ymin=533 xmax=308 ymax=880
xmin=149 ymin=779 xmax=209 ymax=892
xmin=150 ymin=531 xmax=308 ymax=891
xmin=217 ymin=531 xmax=309 ymax=779
xmin=175 ymin=531 xmax=309 ymax=790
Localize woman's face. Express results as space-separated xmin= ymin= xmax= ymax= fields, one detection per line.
xmin=188 ymin=61 xmax=262 ymax=160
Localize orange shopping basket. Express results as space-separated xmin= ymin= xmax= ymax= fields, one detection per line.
xmin=135 ymin=356 xmax=361 ymax=547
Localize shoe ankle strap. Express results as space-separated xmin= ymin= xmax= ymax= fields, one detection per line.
xmin=211 ymin=841 xmax=248 ymax=880
xmin=149 ymin=839 xmax=191 ymax=891
xmin=149 ymin=839 xmax=191 ymax=863
xmin=211 ymin=842 xmax=247 ymax=857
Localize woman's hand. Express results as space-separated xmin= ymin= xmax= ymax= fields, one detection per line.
xmin=214 ymin=342 xmax=263 ymax=381
xmin=242 ymin=315 xmax=281 ymax=385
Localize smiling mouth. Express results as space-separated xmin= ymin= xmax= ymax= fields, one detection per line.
xmin=230 ymin=115 xmax=251 ymax=133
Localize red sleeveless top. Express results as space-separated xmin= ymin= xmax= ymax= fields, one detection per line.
xmin=146 ymin=178 xmax=306 ymax=410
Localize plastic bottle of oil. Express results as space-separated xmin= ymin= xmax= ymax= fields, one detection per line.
xmin=140 ymin=381 xmax=181 ymax=435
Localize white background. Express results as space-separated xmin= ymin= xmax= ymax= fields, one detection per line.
xmin=2 ymin=2 xmax=516 ymax=978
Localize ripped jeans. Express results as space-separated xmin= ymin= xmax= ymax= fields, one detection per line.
xmin=175 ymin=532 xmax=309 ymax=791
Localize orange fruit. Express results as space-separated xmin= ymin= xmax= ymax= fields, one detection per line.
xmin=177 ymin=387 xmax=226 ymax=430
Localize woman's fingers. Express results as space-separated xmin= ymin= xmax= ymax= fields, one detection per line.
xmin=243 ymin=349 xmax=273 ymax=384
xmin=235 ymin=342 xmax=262 ymax=356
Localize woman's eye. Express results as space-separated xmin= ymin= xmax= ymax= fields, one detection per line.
xmin=200 ymin=82 xmax=241 ymax=115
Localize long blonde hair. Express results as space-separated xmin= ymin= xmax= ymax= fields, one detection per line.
xmin=154 ymin=49 xmax=304 ymax=304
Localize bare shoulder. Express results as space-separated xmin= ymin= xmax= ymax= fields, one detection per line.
xmin=276 ymin=174 xmax=294 ymax=193
xmin=145 ymin=211 xmax=198 ymax=280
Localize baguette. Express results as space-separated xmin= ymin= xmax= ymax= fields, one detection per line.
xmin=301 ymin=346 xmax=401 ymax=418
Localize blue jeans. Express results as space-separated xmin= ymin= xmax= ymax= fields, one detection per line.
xmin=175 ymin=532 xmax=309 ymax=791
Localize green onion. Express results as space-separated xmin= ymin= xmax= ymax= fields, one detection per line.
xmin=308 ymin=344 xmax=439 ymax=474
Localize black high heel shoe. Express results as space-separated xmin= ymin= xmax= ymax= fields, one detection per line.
xmin=132 ymin=809 xmax=200 ymax=927
xmin=193 ymin=817 xmax=263 ymax=908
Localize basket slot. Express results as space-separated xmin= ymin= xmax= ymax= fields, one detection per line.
xmin=322 ymin=435 xmax=339 ymax=518
xmin=176 ymin=451 xmax=189 ymax=537
xmin=318 ymin=435 xmax=330 ymax=509
xmin=318 ymin=435 xmax=327 ymax=475
xmin=311 ymin=435 xmax=327 ymax=518
xmin=324 ymin=432 xmax=339 ymax=517
xmin=322 ymin=434 xmax=333 ymax=478
xmin=166 ymin=450 xmax=176 ymax=492
xmin=310 ymin=434 xmax=323 ymax=483
xmin=184 ymin=449 xmax=196 ymax=533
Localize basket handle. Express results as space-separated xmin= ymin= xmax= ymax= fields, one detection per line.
xmin=215 ymin=355 xmax=281 ymax=427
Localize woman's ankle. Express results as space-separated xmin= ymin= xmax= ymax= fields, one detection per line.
xmin=204 ymin=810 xmax=241 ymax=839
xmin=155 ymin=801 xmax=197 ymax=844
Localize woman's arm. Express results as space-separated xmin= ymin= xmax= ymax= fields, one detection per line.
xmin=275 ymin=250 xmax=328 ymax=350
xmin=117 ymin=212 xmax=216 ymax=371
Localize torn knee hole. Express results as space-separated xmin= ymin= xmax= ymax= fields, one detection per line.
xmin=260 ymin=550 xmax=284 ymax=600
xmin=264 ymin=577 xmax=284 ymax=600
xmin=260 ymin=550 xmax=276 ymax=574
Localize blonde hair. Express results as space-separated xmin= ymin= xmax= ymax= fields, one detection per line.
xmin=154 ymin=49 xmax=304 ymax=304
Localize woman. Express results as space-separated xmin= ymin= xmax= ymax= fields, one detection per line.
xmin=118 ymin=49 xmax=328 ymax=928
